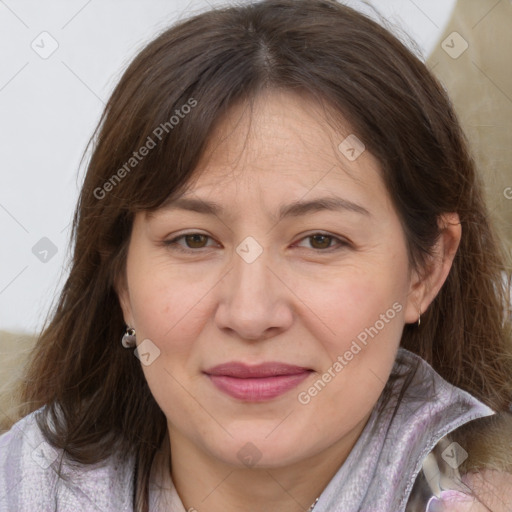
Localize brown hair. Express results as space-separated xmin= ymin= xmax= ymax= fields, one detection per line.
xmin=456 ymin=411 xmax=512 ymax=474
xmin=13 ymin=0 xmax=512 ymax=510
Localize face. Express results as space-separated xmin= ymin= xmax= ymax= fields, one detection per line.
xmin=118 ymin=89 xmax=422 ymax=469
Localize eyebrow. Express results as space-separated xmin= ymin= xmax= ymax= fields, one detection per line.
xmin=156 ymin=195 xmax=371 ymax=220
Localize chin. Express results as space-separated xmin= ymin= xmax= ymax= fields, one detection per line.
xmin=207 ymin=430 xmax=312 ymax=469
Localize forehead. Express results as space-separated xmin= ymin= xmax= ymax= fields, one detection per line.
xmin=161 ymin=89 xmax=393 ymax=219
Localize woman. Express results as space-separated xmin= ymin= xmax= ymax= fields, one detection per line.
xmin=1 ymin=1 xmax=511 ymax=511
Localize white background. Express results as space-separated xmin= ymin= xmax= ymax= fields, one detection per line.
xmin=0 ymin=0 xmax=457 ymax=333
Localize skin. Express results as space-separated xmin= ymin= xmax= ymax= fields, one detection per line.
xmin=118 ymin=89 xmax=461 ymax=512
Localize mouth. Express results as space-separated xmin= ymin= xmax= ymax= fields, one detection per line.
xmin=203 ymin=362 xmax=313 ymax=402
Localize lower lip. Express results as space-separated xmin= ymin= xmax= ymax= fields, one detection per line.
xmin=207 ymin=372 xmax=311 ymax=402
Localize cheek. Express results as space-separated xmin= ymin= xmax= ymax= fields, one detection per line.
xmin=126 ymin=257 xmax=211 ymax=353
xmin=127 ymin=264 xmax=211 ymax=419
xmin=298 ymin=263 xmax=407 ymax=362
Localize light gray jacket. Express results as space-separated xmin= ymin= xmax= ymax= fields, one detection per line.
xmin=0 ymin=348 xmax=495 ymax=511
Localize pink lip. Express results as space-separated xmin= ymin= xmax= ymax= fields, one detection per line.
xmin=204 ymin=362 xmax=312 ymax=402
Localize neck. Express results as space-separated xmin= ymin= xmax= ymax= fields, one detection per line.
xmin=167 ymin=413 xmax=370 ymax=512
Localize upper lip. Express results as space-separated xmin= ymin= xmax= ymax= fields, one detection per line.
xmin=204 ymin=362 xmax=312 ymax=378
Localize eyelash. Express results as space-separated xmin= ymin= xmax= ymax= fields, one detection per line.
xmin=163 ymin=232 xmax=351 ymax=254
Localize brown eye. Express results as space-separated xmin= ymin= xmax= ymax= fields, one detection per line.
xmin=295 ymin=232 xmax=350 ymax=252
xmin=183 ymin=234 xmax=209 ymax=248
xmin=309 ymin=234 xmax=333 ymax=249
xmin=164 ymin=233 xmax=217 ymax=253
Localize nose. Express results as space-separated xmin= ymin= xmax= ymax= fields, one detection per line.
xmin=214 ymin=241 xmax=294 ymax=342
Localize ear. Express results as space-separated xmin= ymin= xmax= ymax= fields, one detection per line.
xmin=403 ymin=212 xmax=462 ymax=324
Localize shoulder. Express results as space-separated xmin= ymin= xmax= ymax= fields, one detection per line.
xmin=392 ymin=348 xmax=494 ymax=421
xmin=0 ymin=408 xmax=60 ymax=511
xmin=0 ymin=407 xmax=135 ymax=512
xmin=379 ymin=349 xmax=496 ymax=507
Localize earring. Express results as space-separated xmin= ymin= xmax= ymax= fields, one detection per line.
xmin=418 ymin=309 xmax=421 ymax=327
xmin=122 ymin=326 xmax=136 ymax=348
